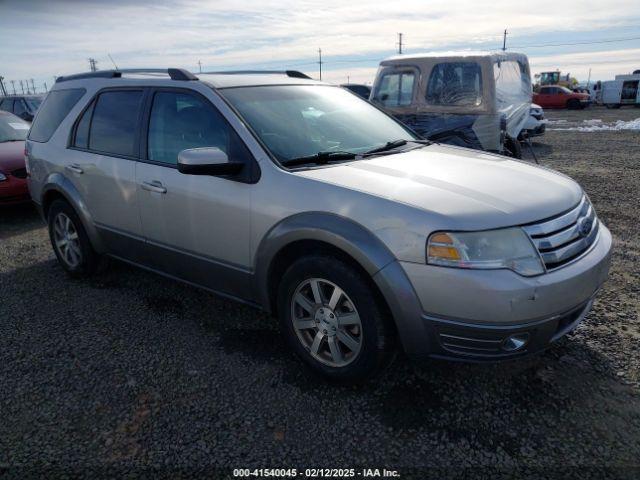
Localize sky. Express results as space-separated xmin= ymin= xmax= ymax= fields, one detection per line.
xmin=1 ymin=0 xmax=639 ymax=94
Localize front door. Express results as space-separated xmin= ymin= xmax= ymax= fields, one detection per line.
xmin=135 ymin=89 xmax=255 ymax=299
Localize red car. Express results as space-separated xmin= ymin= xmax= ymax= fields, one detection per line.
xmin=0 ymin=111 xmax=31 ymax=205
xmin=533 ymin=85 xmax=591 ymax=109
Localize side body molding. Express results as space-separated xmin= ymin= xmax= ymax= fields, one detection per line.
xmin=39 ymin=173 xmax=106 ymax=253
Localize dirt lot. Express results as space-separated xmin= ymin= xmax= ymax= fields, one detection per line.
xmin=1 ymin=106 xmax=639 ymax=478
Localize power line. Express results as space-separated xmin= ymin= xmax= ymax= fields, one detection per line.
xmin=509 ymin=35 xmax=640 ymax=49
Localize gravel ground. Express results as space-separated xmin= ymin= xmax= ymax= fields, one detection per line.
xmin=1 ymin=106 xmax=639 ymax=478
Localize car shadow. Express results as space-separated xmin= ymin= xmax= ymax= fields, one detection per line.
xmin=0 ymin=202 xmax=44 ymax=240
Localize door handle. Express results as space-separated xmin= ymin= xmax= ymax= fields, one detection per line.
xmin=65 ymin=164 xmax=84 ymax=174
xmin=141 ymin=180 xmax=167 ymax=194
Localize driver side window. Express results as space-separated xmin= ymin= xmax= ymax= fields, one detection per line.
xmin=147 ymin=91 xmax=249 ymax=166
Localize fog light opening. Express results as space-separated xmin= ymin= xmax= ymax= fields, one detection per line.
xmin=501 ymin=333 xmax=530 ymax=352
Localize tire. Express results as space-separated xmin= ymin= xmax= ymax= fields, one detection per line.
xmin=567 ymin=99 xmax=581 ymax=110
xmin=47 ymin=199 xmax=102 ymax=278
xmin=277 ymin=255 xmax=395 ymax=382
xmin=504 ymin=136 xmax=522 ymax=159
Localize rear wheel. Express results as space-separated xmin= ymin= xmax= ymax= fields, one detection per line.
xmin=48 ymin=199 xmax=102 ymax=277
xmin=277 ymin=255 xmax=395 ymax=382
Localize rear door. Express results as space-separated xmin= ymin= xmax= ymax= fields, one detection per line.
xmin=66 ymin=88 xmax=145 ymax=259
xmin=135 ymin=88 xmax=255 ymax=298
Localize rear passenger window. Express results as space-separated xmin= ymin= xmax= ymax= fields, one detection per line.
xmin=426 ymin=62 xmax=482 ymax=106
xmin=89 ymin=90 xmax=143 ymax=157
xmin=372 ymin=71 xmax=415 ymax=107
xmin=29 ymin=88 xmax=86 ymax=143
xmin=147 ymin=91 xmax=249 ymax=166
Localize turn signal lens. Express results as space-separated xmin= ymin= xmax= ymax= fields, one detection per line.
xmin=427 ymin=245 xmax=461 ymax=260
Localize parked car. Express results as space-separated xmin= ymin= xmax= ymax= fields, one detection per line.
xmin=0 ymin=94 xmax=45 ymax=122
xmin=520 ymin=103 xmax=546 ymax=139
xmin=341 ymin=83 xmax=371 ymax=99
xmin=369 ymin=52 xmax=532 ymax=158
xmin=533 ymin=86 xmax=590 ymax=109
xmin=27 ymin=68 xmax=611 ymax=382
xmin=0 ymin=111 xmax=31 ymax=205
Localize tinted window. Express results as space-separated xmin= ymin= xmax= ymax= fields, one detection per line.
xmin=89 ymin=90 xmax=143 ymax=156
xmin=426 ymin=62 xmax=483 ymax=106
xmin=372 ymin=72 xmax=415 ymax=107
xmin=148 ymin=91 xmax=247 ymax=165
xmin=0 ymin=98 xmax=14 ymax=112
xmin=28 ymin=89 xmax=86 ymax=142
xmin=73 ymin=100 xmax=94 ymax=149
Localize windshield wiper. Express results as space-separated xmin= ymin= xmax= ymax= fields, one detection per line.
xmin=362 ymin=138 xmax=431 ymax=156
xmin=281 ymin=150 xmax=357 ymax=167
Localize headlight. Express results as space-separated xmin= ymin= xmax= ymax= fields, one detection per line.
xmin=427 ymin=228 xmax=545 ymax=276
xmin=0 ymin=172 xmax=7 ymax=182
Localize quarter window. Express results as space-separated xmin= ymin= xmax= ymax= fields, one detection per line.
xmin=29 ymin=88 xmax=86 ymax=143
xmin=89 ymin=90 xmax=143 ymax=157
xmin=147 ymin=91 xmax=249 ymax=166
xmin=372 ymin=71 xmax=415 ymax=107
xmin=426 ymin=62 xmax=483 ymax=106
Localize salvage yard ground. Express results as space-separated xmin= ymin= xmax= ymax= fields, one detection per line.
xmin=1 ymin=107 xmax=639 ymax=477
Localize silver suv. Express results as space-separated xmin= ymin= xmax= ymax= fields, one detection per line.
xmin=27 ymin=68 xmax=612 ymax=381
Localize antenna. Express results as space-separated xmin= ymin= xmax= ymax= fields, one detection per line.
xmin=502 ymin=29 xmax=508 ymax=51
xmin=108 ymin=53 xmax=119 ymax=70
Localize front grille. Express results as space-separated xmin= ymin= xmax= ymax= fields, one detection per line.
xmin=11 ymin=167 xmax=28 ymax=179
xmin=522 ymin=196 xmax=599 ymax=270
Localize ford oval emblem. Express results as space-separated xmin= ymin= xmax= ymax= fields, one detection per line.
xmin=577 ymin=216 xmax=593 ymax=237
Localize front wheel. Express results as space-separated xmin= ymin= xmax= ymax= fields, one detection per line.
xmin=277 ymin=255 xmax=395 ymax=382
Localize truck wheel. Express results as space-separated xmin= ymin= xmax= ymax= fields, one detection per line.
xmin=47 ymin=199 xmax=102 ymax=278
xmin=504 ymin=136 xmax=522 ymax=159
xmin=567 ymin=99 xmax=581 ymax=110
xmin=277 ymin=255 xmax=395 ymax=382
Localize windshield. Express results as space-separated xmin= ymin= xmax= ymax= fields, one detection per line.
xmin=25 ymin=97 xmax=43 ymax=112
xmin=0 ymin=115 xmax=29 ymax=142
xmin=220 ymin=85 xmax=418 ymax=164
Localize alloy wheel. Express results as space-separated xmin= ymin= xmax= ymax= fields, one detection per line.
xmin=290 ymin=278 xmax=363 ymax=367
xmin=52 ymin=212 xmax=82 ymax=268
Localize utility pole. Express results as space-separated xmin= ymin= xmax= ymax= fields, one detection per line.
xmin=19 ymin=80 xmax=25 ymax=94
xmin=0 ymin=76 xmax=7 ymax=96
xmin=30 ymin=78 xmax=36 ymax=94
xmin=10 ymin=80 xmax=16 ymax=95
xmin=198 ymin=60 xmax=202 ymax=73
xmin=44 ymin=81 xmax=48 ymax=92
xmin=502 ymin=29 xmax=508 ymax=51
xmin=88 ymin=58 xmax=98 ymax=72
xmin=397 ymin=33 xmax=404 ymax=54
xmin=347 ymin=75 xmax=350 ymax=84
xmin=586 ymin=68 xmax=592 ymax=88
xmin=318 ymin=48 xmax=323 ymax=81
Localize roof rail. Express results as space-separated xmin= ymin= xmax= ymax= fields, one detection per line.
xmin=203 ymin=70 xmax=311 ymax=79
xmin=55 ymin=68 xmax=198 ymax=84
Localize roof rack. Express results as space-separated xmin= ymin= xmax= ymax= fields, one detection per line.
xmin=203 ymin=70 xmax=311 ymax=79
xmin=55 ymin=68 xmax=198 ymax=83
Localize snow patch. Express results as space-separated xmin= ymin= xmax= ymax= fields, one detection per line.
xmin=549 ymin=118 xmax=640 ymax=132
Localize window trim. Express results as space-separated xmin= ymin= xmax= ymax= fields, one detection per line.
xmin=139 ymin=86 xmax=261 ymax=183
xmin=67 ymin=87 xmax=147 ymax=161
xmin=425 ymin=61 xmax=484 ymax=107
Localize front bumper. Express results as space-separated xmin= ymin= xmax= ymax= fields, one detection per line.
xmin=375 ymin=224 xmax=612 ymax=361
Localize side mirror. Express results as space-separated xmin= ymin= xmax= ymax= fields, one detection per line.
xmin=177 ymin=147 xmax=244 ymax=176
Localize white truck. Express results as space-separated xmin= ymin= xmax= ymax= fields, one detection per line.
xmin=602 ymin=73 xmax=640 ymax=108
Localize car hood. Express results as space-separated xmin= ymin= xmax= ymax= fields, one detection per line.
xmin=295 ymin=144 xmax=583 ymax=230
xmin=0 ymin=141 xmax=26 ymax=172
